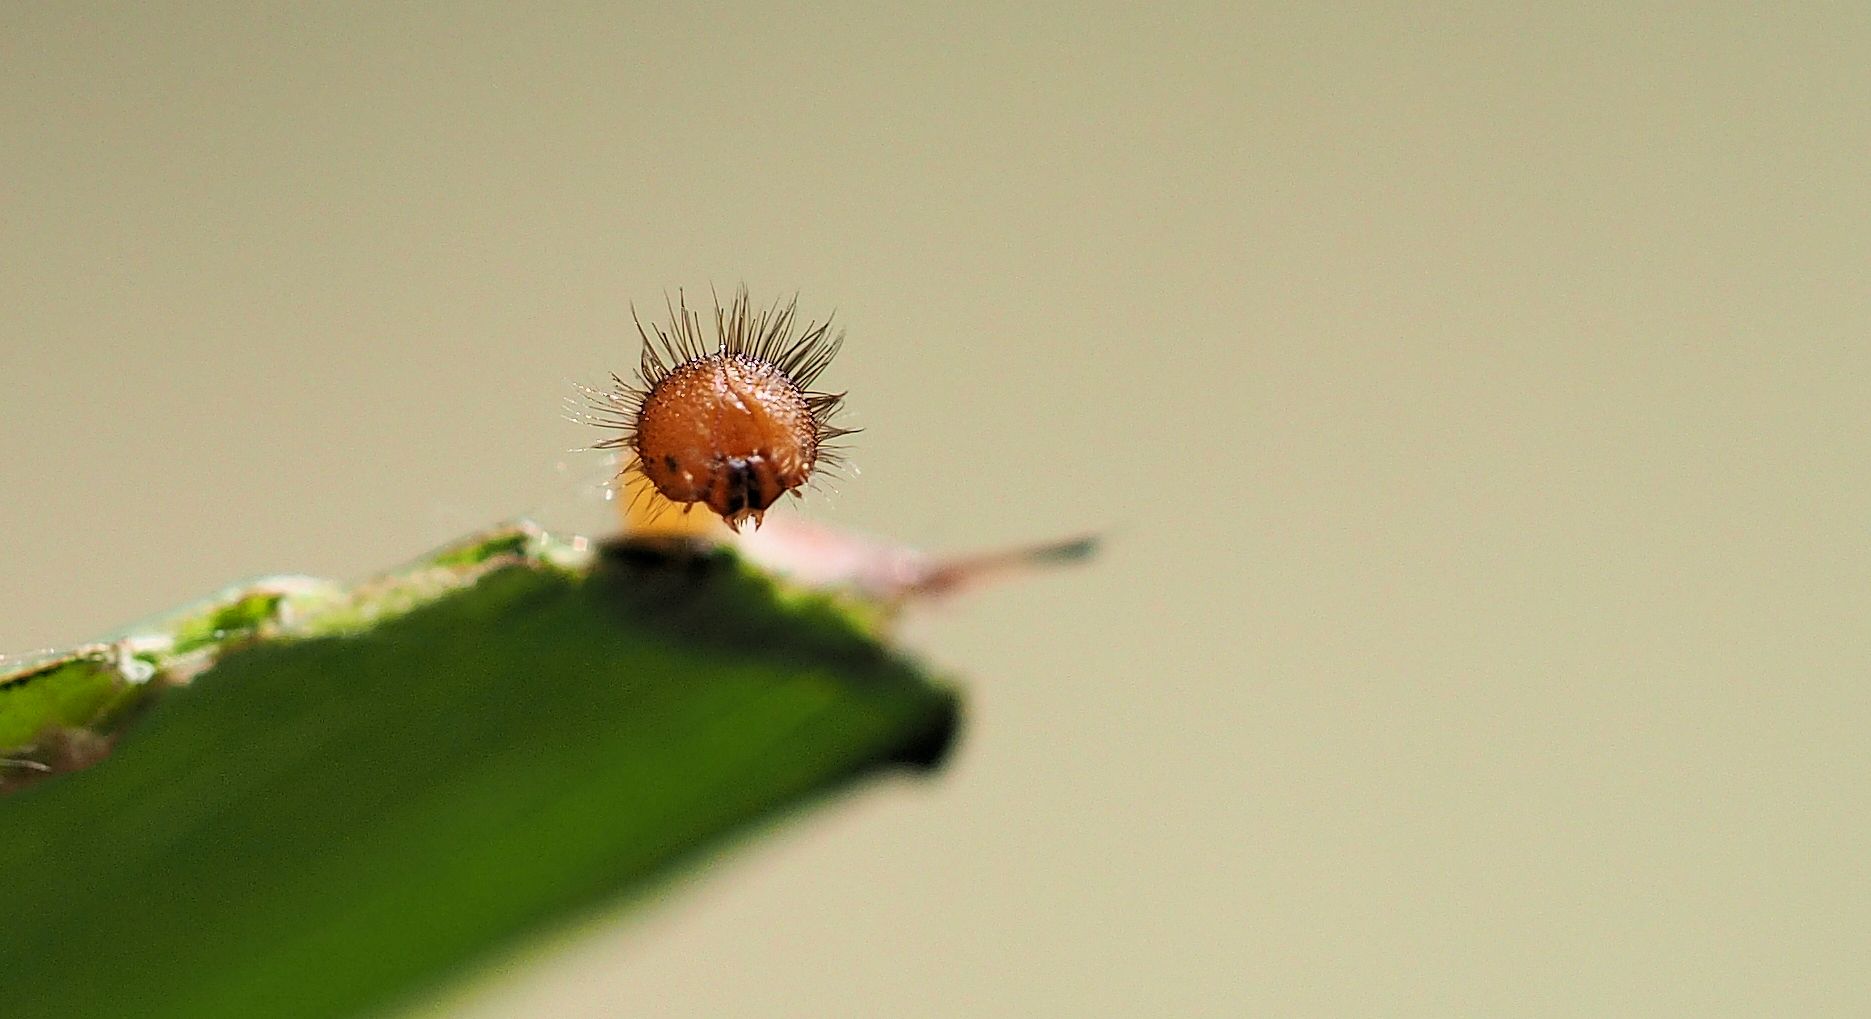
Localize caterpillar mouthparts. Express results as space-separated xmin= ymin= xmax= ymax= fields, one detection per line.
xmin=582 ymin=288 xmax=854 ymax=531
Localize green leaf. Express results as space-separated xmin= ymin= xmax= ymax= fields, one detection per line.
xmin=0 ymin=526 xmax=959 ymax=1019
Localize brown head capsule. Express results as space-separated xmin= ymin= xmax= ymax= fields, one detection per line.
xmin=583 ymin=289 xmax=853 ymax=530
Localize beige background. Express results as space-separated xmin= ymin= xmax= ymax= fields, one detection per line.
xmin=4 ymin=4 xmax=1868 ymax=1016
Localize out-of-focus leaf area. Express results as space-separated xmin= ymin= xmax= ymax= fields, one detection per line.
xmin=0 ymin=524 xmax=959 ymax=1019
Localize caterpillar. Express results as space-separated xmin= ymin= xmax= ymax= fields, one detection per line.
xmin=583 ymin=289 xmax=854 ymax=530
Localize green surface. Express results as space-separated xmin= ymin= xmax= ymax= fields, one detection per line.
xmin=0 ymin=649 xmax=147 ymax=754
xmin=0 ymin=529 xmax=958 ymax=1019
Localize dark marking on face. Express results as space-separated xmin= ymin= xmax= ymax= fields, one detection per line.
xmin=722 ymin=458 xmax=752 ymax=516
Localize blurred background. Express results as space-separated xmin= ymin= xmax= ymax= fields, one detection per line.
xmin=3 ymin=4 xmax=1867 ymax=1015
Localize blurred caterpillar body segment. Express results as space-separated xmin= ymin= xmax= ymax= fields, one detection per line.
xmin=589 ymin=289 xmax=852 ymax=531
xmin=616 ymin=472 xmax=725 ymax=538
